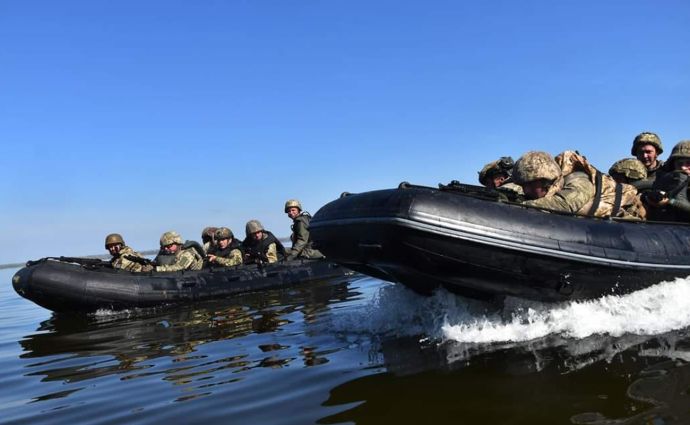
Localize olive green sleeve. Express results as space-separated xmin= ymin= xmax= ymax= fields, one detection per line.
xmin=524 ymin=173 xmax=595 ymax=213
xmin=288 ymin=219 xmax=310 ymax=259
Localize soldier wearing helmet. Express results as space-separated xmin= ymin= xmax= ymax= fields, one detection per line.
xmin=154 ymin=231 xmax=204 ymax=272
xmin=477 ymin=157 xmax=524 ymax=197
xmin=104 ymin=233 xmax=148 ymax=272
xmin=608 ymin=158 xmax=649 ymax=189
xmin=200 ymin=227 xmax=218 ymax=254
xmin=631 ymin=132 xmax=665 ymax=182
xmin=284 ymin=199 xmax=324 ymax=261
xmin=644 ymin=140 xmax=690 ymax=222
xmin=513 ymin=151 xmax=596 ymax=214
xmin=207 ymin=227 xmax=243 ymax=267
xmin=241 ymin=220 xmax=286 ymax=264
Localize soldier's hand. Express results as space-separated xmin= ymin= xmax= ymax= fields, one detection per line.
xmin=141 ymin=264 xmax=154 ymax=272
xmin=207 ymin=255 xmax=216 ymax=263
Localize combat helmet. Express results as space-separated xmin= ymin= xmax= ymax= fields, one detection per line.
xmin=245 ymin=220 xmax=264 ymax=236
xmin=105 ymin=233 xmax=125 ymax=248
xmin=160 ymin=231 xmax=183 ymax=247
xmin=631 ymin=132 xmax=663 ymax=155
xmin=669 ymin=140 xmax=690 ymax=161
xmin=215 ymin=227 xmax=234 ymax=240
xmin=513 ymin=151 xmax=562 ymax=184
xmin=478 ymin=157 xmax=515 ymax=186
xmin=284 ymin=199 xmax=302 ymax=213
xmin=201 ymin=226 xmax=218 ymax=244
xmin=608 ymin=158 xmax=647 ymax=181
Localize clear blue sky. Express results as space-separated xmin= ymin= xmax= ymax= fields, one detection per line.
xmin=1 ymin=0 xmax=689 ymax=263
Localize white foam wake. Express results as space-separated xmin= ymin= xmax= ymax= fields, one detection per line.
xmin=443 ymin=277 xmax=690 ymax=343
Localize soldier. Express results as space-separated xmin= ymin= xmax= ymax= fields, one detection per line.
xmin=608 ymin=158 xmax=649 ymax=190
xmin=644 ymin=140 xmax=690 ymax=222
xmin=207 ymin=227 xmax=243 ymax=267
xmin=201 ymin=226 xmax=218 ymax=254
xmin=242 ymin=220 xmax=286 ymax=264
xmin=104 ymin=233 xmax=148 ymax=272
xmin=514 ymin=150 xmax=644 ymax=219
xmin=477 ymin=156 xmax=524 ymax=196
xmin=284 ymin=199 xmax=324 ymax=261
xmin=154 ymin=231 xmax=204 ymax=272
xmin=631 ymin=131 xmax=665 ymax=183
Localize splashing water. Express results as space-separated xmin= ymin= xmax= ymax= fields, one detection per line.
xmin=332 ymin=277 xmax=690 ymax=346
xmin=443 ymin=277 xmax=690 ymax=343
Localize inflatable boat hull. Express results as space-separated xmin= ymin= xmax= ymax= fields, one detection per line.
xmin=12 ymin=259 xmax=352 ymax=313
xmin=309 ymin=185 xmax=690 ymax=302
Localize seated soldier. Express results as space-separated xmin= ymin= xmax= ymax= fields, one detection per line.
xmin=201 ymin=226 xmax=218 ymax=254
xmin=207 ymin=227 xmax=243 ymax=267
xmin=154 ymin=231 xmax=204 ymax=272
xmin=644 ymin=140 xmax=690 ymax=222
xmin=608 ymin=158 xmax=648 ymax=188
xmin=631 ymin=131 xmax=665 ymax=184
xmin=477 ymin=156 xmax=523 ymax=197
xmin=242 ymin=220 xmax=286 ymax=264
xmin=104 ymin=233 xmax=148 ymax=272
xmin=284 ymin=199 xmax=324 ymax=260
xmin=514 ymin=151 xmax=644 ymax=219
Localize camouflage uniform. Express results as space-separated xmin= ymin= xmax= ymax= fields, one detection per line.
xmin=515 ymin=151 xmax=645 ymax=219
xmin=111 ymin=246 xmax=148 ymax=272
xmin=208 ymin=227 xmax=243 ymax=267
xmin=631 ymin=132 xmax=665 ymax=185
xmin=646 ymin=140 xmax=690 ymax=222
xmin=287 ymin=212 xmax=324 ymax=260
xmin=523 ymin=171 xmax=596 ymax=213
xmin=154 ymin=231 xmax=204 ymax=272
xmin=477 ymin=157 xmax=524 ymax=196
xmin=201 ymin=227 xmax=218 ymax=254
xmin=242 ymin=220 xmax=286 ymax=264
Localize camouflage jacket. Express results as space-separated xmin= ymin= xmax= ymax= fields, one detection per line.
xmin=524 ymin=151 xmax=646 ymax=220
xmin=155 ymin=247 xmax=204 ymax=272
xmin=111 ymin=246 xmax=147 ymax=272
xmin=287 ymin=212 xmax=324 ymax=261
xmin=208 ymin=240 xmax=243 ymax=267
xmin=524 ymin=171 xmax=596 ymax=213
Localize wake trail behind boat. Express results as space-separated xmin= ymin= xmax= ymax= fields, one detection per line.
xmin=330 ymin=276 xmax=690 ymax=345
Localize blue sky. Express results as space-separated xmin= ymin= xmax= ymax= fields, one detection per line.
xmin=1 ymin=0 xmax=688 ymax=263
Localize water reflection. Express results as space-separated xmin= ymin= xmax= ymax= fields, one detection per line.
xmin=18 ymin=278 xmax=353 ymax=401
xmin=318 ymin=329 xmax=690 ymax=425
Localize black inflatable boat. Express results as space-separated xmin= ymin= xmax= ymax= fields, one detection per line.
xmin=309 ymin=182 xmax=690 ymax=302
xmin=12 ymin=257 xmax=352 ymax=313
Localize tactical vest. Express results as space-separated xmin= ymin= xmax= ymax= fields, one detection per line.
xmin=242 ymin=231 xmax=286 ymax=263
xmin=209 ymin=238 xmax=243 ymax=257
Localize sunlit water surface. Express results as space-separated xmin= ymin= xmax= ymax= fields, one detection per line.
xmin=2 ymin=267 xmax=689 ymax=424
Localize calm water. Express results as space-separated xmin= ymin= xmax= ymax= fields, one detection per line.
xmin=2 ymin=267 xmax=690 ymax=425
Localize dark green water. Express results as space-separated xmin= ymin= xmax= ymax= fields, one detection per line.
xmin=2 ymin=268 xmax=689 ymax=424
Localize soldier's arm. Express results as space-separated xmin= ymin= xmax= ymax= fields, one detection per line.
xmin=525 ymin=173 xmax=595 ymax=213
xmin=288 ymin=221 xmax=310 ymax=259
xmin=669 ymin=186 xmax=690 ymax=215
xmin=265 ymin=243 xmax=278 ymax=263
